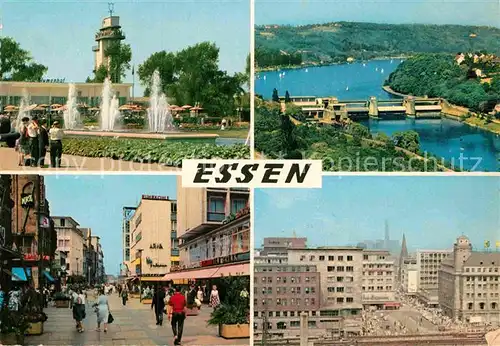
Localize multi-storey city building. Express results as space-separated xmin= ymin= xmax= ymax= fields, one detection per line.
xmin=439 ymin=236 xmax=500 ymax=325
xmin=416 ymin=248 xmax=452 ymax=306
xmin=361 ymin=250 xmax=398 ymax=310
xmin=122 ymin=206 xmax=136 ymax=276
xmin=286 ymin=247 xmax=364 ymax=336
xmin=400 ymin=257 xmax=418 ymax=295
xmin=90 ymin=235 xmax=105 ymax=284
xmin=254 ymin=264 xmax=322 ymax=339
xmin=164 ymin=182 xmax=250 ymax=283
xmin=10 ymin=175 xmax=57 ymax=287
xmin=129 ymin=195 xmax=177 ymax=280
xmin=255 ymin=237 xmax=306 ymax=265
xmin=53 ymin=216 xmax=85 ymax=276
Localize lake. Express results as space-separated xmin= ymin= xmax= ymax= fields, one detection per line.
xmin=256 ymin=60 xmax=500 ymax=171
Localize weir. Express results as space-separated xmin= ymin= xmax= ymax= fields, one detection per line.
xmin=287 ymin=96 xmax=443 ymax=123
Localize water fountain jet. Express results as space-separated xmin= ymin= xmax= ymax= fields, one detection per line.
xmin=147 ymin=70 xmax=174 ymax=133
xmin=99 ymin=78 xmax=120 ymax=131
xmin=63 ymin=83 xmax=81 ymax=129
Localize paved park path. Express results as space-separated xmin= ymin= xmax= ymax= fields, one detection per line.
xmin=0 ymin=147 xmax=179 ymax=172
xmin=26 ymin=293 xmax=248 ymax=345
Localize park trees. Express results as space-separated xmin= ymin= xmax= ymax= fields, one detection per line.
xmin=0 ymin=37 xmax=47 ymax=82
xmin=138 ymin=42 xmax=244 ymax=116
xmin=87 ymin=42 xmax=132 ymax=83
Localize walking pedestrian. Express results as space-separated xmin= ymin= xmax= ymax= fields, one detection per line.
xmin=38 ymin=119 xmax=49 ymax=167
xmin=169 ymin=286 xmax=186 ymax=345
xmin=49 ymin=121 xmax=64 ymax=168
xmin=73 ymin=288 xmax=86 ymax=333
xmin=152 ymin=286 xmax=166 ymax=326
xmin=121 ymin=288 xmax=128 ymax=306
xmin=27 ymin=116 xmax=40 ymax=167
xmin=209 ymin=284 xmax=220 ymax=308
xmin=196 ymin=286 xmax=204 ymax=309
xmin=93 ymin=288 xmax=110 ymax=332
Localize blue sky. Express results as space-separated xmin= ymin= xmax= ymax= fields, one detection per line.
xmin=44 ymin=175 xmax=177 ymax=276
xmin=256 ymin=0 xmax=500 ymax=27
xmin=255 ymin=176 xmax=500 ymax=252
xmin=1 ymin=0 xmax=249 ymax=96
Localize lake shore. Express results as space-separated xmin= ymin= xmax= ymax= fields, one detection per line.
xmin=256 ymin=56 xmax=408 ymax=73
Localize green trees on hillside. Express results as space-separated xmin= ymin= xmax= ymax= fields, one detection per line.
xmin=255 ymin=22 xmax=500 ymax=68
xmin=387 ymin=54 xmax=500 ymax=111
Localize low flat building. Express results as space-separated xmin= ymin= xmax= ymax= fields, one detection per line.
xmin=0 ymin=81 xmax=131 ymax=108
xmin=439 ymin=236 xmax=500 ymax=326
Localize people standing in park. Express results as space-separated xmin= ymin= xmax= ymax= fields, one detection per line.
xmin=93 ymin=288 xmax=110 ymax=332
xmin=120 ymin=287 xmax=128 ymax=306
xmin=38 ymin=120 xmax=49 ymax=167
xmin=209 ymin=284 xmax=220 ymax=308
xmin=17 ymin=117 xmax=30 ymax=166
xmin=169 ymin=286 xmax=186 ymax=346
xmin=49 ymin=121 xmax=64 ymax=168
xmin=27 ymin=116 xmax=40 ymax=167
xmin=151 ymin=286 xmax=166 ymax=326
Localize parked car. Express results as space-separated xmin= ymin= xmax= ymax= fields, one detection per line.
xmin=0 ymin=115 xmax=20 ymax=148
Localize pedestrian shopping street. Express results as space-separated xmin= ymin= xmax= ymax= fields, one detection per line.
xmin=26 ymin=292 xmax=247 ymax=346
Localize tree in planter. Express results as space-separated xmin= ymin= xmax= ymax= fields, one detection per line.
xmin=207 ymin=276 xmax=250 ymax=327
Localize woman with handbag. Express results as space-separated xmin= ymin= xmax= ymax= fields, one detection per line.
xmin=93 ymin=288 xmax=110 ymax=332
xmin=73 ymin=288 xmax=86 ymax=333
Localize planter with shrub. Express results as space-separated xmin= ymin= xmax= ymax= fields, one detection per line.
xmin=53 ymin=292 xmax=70 ymax=308
xmin=207 ymin=276 xmax=250 ymax=339
xmin=141 ymin=291 xmax=153 ymax=304
xmin=24 ymin=289 xmax=48 ymax=335
xmin=0 ymin=306 xmax=30 ymax=344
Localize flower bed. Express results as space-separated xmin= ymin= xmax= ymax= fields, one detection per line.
xmin=62 ymin=137 xmax=250 ymax=166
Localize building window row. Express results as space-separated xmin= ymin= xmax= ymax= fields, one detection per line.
xmin=465 ymin=267 xmax=499 ymax=273
xmin=300 ymin=255 xmax=354 ymax=262
xmin=466 ymin=292 xmax=500 ymax=298
xmin=256 ymin=287 xmax=316 ymax=295
xmin=465 ymin=283 xmax=500 ymax=290
xmin=466 ymin=276 xmax=499 ymax=281
xmin=467 ymin=302 xmax=497 ymax=310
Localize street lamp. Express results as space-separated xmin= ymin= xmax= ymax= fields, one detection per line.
xmin=137 ymin=249 xmax=143 ymax=301
xmin=76 ymin=257 xmax=79 ymax=276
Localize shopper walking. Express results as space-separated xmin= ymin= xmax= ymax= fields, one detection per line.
xmin=93 ymin=288 xmax=110 ymax=332
xmin=169 ymin=286 xmax=186 ymax=345
xmin=151 ymin=286 xmax=166 ymax=326
xmin=17 ymin=117 xmax=30 ymax=166
xmin=209 ymin=284 xmax=220 ymax=308
xmin=73 ymin=288 xmax=86 ymax=333
xmin=121 ymin=288 xmax=128 ymax=306
xmin=49 ymin=121 xmax=64 ymax=168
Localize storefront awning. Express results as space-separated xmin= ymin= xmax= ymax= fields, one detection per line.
xmin=384 ymin=302 xmax=401 ymax=307
xmin=12 ymin=267 xmax=28 ymax=281
xmin=162 ymin=262 xmax=249 ymax=281
xmin=43 ymin=271 xmax=55 ymax=282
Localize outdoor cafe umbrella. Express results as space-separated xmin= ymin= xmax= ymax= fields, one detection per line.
xmin=181 ymin=105 xmax=192 ymax=109
xmin=51 ymin=103 xmax=62 ymax=108
xmin=4 ymin=105 xmax=18 ymax=110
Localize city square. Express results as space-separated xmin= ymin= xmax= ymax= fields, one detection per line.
xmin=253 ymin=176 xmax=500 ymax=346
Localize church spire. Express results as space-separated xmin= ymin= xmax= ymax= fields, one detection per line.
xmin=398 ymin=233 xmax=409 ymax=282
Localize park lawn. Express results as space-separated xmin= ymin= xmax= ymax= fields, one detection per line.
xmin=187 ymin=127 xmax=249 ymax=139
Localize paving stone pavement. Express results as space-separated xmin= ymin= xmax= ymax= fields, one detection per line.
xmin=25 ymin=293 xmax=249 ymax=346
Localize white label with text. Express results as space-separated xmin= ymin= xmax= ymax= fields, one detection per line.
xmin=181 ymin=160 xmax=322 ymax=188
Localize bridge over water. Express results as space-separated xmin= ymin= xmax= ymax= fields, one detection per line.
xmin=283 ymin=95 xmax=443 ymax=123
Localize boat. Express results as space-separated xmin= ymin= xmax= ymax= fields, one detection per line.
xmin=346 ymin=86 xmax=349 ymax=91
xmin=305 ymin=68 xmax=308 ymax=72
xmin=381 ymin=68 xmax=384 ymax=73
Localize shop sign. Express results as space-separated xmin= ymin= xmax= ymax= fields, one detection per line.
xmin=24 ymin=254 xmax=50 ymax=261
xmin=151 ymin=263 xmax=168 ymax=268
xmin=201 ymin=252 xmax=250 ymax=267
xmin=21 ymin=182 xmax=35 ymax=209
